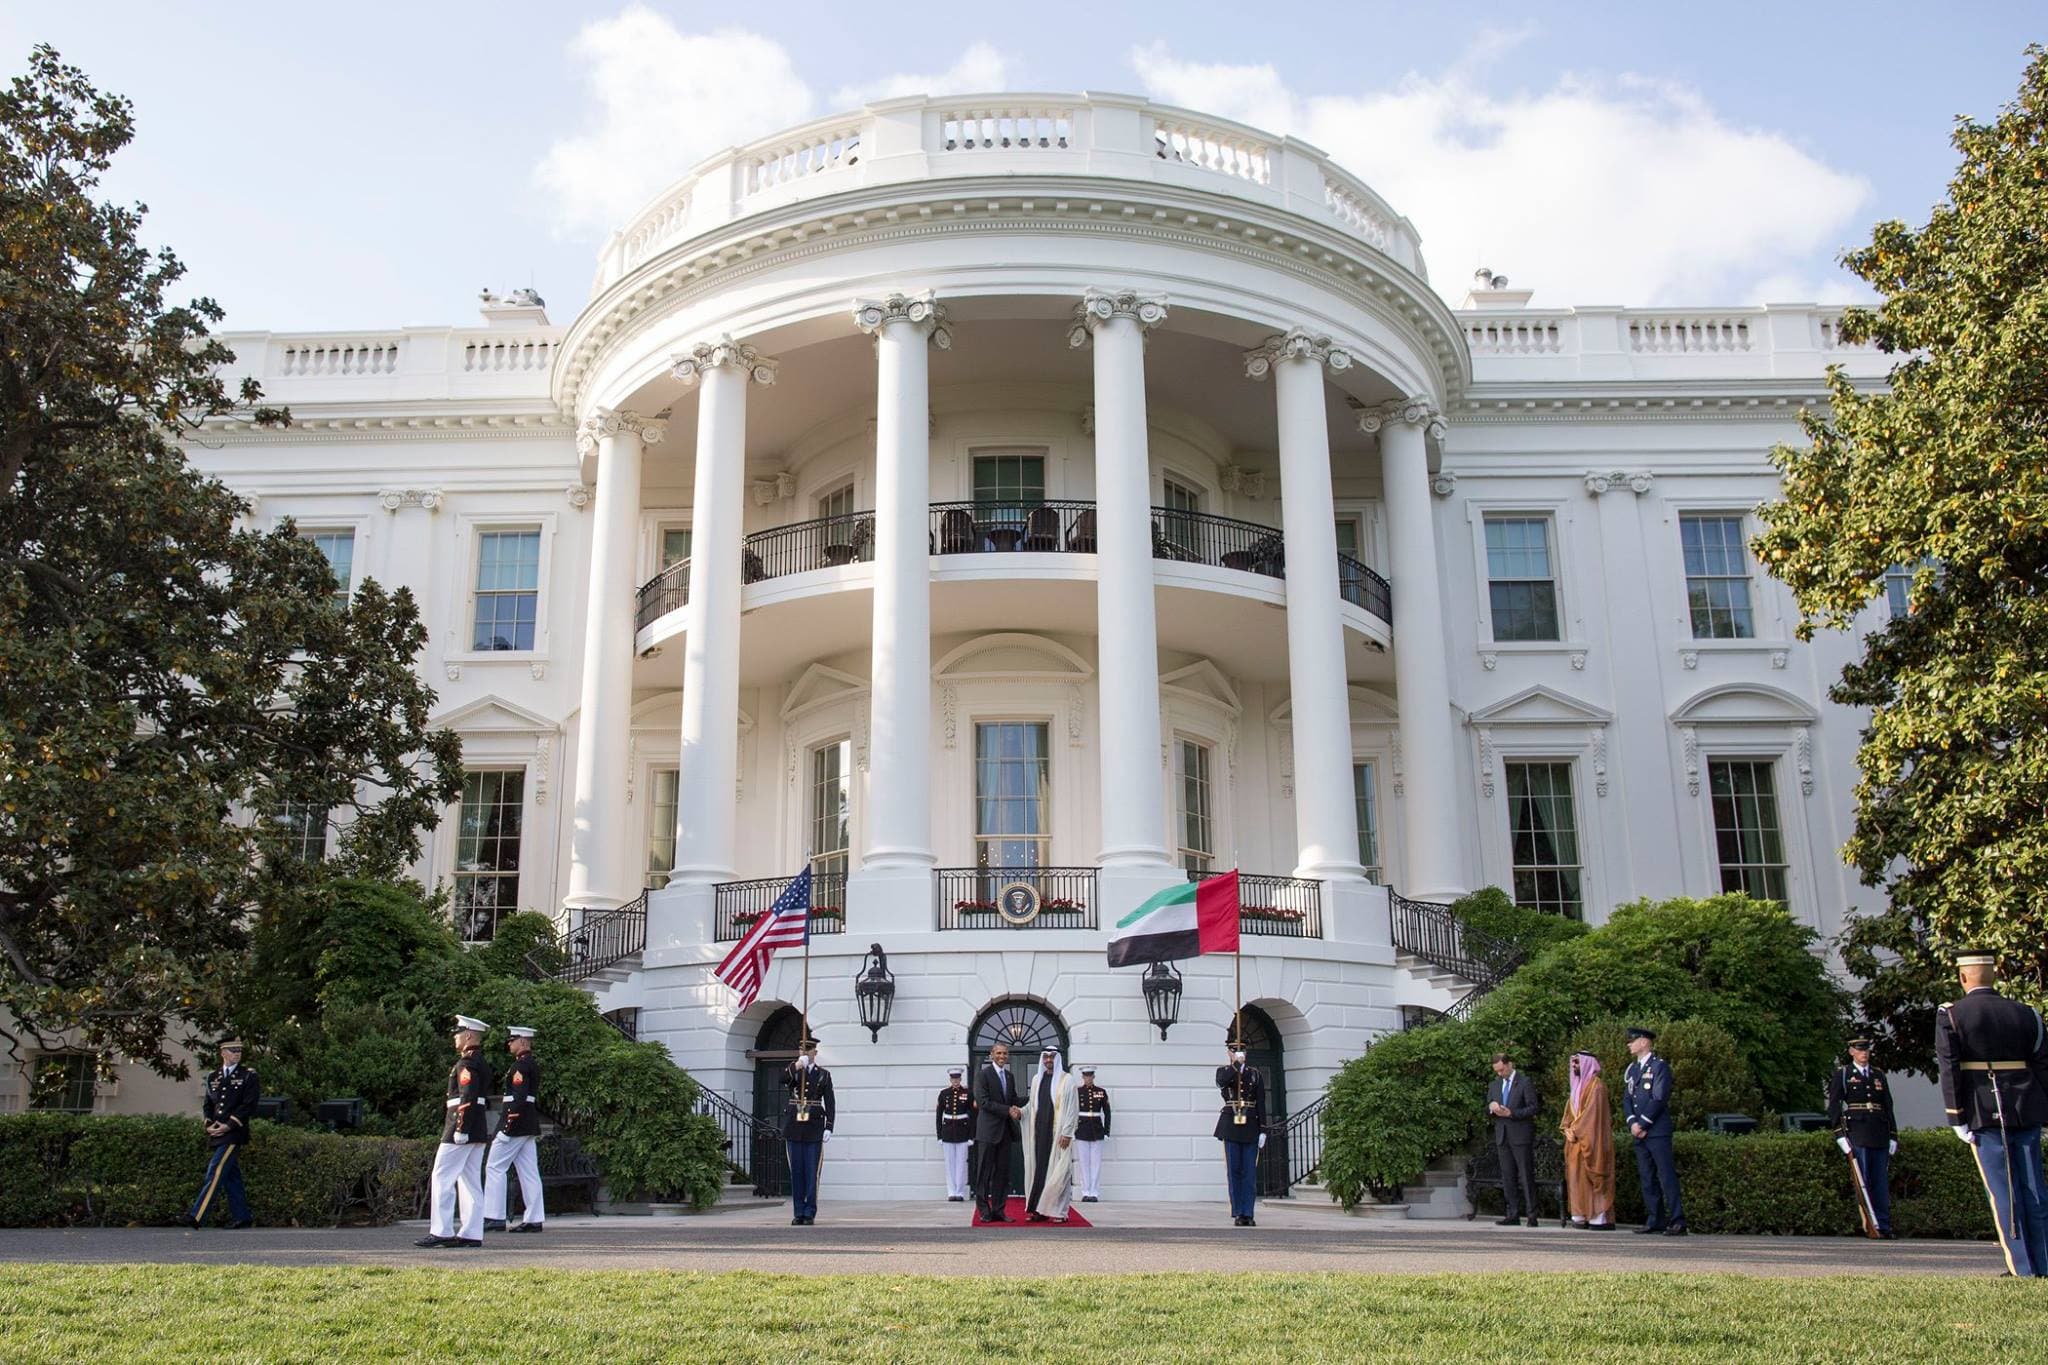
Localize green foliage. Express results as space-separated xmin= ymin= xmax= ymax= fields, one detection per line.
xmin=0 ymin=1113 xmax=432 ymax=1227
xmin=240 ymin=878 xmax=726 ymax=1207
xmin=1753 ymin=46 xmax=2048 ymax=1069
xmin=1449 ymin=886 xmax=1589 ymax=970
xmin=1322 ymin=894 xmax=1845 ymax=1204
xmin=0 ymin=46 xmax=461 ymax=1073
xmin=1544 ymin=1019 xmax=1763 ymax=1133
xmin=474 ymin=911 xmax=566 ymax=979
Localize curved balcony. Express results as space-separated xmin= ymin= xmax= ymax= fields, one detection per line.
xmin=633 ymin=502 xmax=1392 ymax=634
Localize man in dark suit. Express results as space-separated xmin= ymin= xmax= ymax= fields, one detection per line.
xmin=973 ymin=1042 xmax=1022 ymax=1220
xmin=1215 ymin=1042 xmax=1267 ymax=1226
xmin=1623 ymin=1026 xmax=1686 ymax=1235
xmin=1487 ymin=1051 xmax=1540 ymax=1226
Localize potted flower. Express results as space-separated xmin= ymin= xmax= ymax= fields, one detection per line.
xmin=1239 ymin=904 xmax=1306 ymax=923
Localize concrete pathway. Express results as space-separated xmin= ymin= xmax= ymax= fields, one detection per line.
xmin=0 ymin=1200 xmax=2009 ymax=1277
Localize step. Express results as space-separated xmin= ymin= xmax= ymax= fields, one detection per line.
xmin=1347 ymin=1202 xmax=1411 ymax=1220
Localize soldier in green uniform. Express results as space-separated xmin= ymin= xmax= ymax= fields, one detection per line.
xmin=936 ymin=1066 xmax=973 ymax=1200
xmin=1826 ymin=1035 xmax=1897 ymax=1237
xmin=1073 ymin=1065 xmax=1111 ymax=1202
xmin=416 ymin=1013 xmax=494 ymax=1248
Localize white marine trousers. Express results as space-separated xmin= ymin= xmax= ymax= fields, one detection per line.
xmin=484 ymin=1134 xmax=544 ymax=1225
xmin=1076 ymin=1138 xmax=1104 ymax=1199
xmin=944 ymin=1141 xmax=971 ymax=1198
xmin=429 ymin=1141 xmax=486 ymax=1240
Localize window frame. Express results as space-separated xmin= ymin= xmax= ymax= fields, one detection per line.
xmin=279 ymin=799 xmax=330 ymax=864
xmin=1706 ymin=756 xmax=1790 ymax=904
xmin=1678 ymin=511 xmax=1759 ymax=641
xmin=646 ymin=765 xmax=680 ymax=890
xmin=1174 ymin=736 xmax=1216 ymax=873
xmin=27 ymin=1051 xmax=98 ymax=1114
xmin=1481 ymin=514 xmax=1563 ymax=643
xmin=1353 ymin=759 xmax=1382 ymax=884
xmin=444 ymin=513 xmax=557 ymax=665
xmin=968 ymin=448 xmax=1049 ymax=509
xmin=295 ymin=525 xmax=360 ymax=607
xmin=808 ymin=737 xmax=854 ymax=880
xmin=971 ymin=718 xmax=1053 ymax=874
xmin=1502 ymin=758 xmax=1584 ymax=919
xmin=450 ymin=766 xmax=527 ymax=943
xmin=1461 ymin=499 xmax=1584 ymax=660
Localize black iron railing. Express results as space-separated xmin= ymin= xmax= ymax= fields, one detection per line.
xmin=1265 ymin=1094 xmax=1329 ymax=1194
xmin=711 ymin=871 xmax=849 ymax=943
xmin=600 ymin=1007 xmax=640 ymax=1041
xmin=635 ymin=559 xmax=690 ymax=631
xmin=1388 ymin=891 xmax=1526 ymax=990
xmin=928 ymin=500 xmax=1098 ymax=555
xmin=692 ymin=1086 xmax=784 ymax=1197
xmin=1338 ymin=552 xmax=1393 ymax=623
xmin=743 ymin=511 xmax=875 ymax=582
xmin=530 ymin=893 xmax=649 ymax=984
xmin=1150 ymin=506 xmax=1285 ymax=577
xmin=1187 ymin=870 xmax=1323 ymax=938
xmin=936 ymin=867 xmax=1098 ymax=930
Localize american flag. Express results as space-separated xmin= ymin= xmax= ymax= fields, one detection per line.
xmin=713 ymin=867 xmax=812 ymax=1010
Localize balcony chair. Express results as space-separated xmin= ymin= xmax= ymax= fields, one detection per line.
xmin=938 ymin=508 xmax=976 ymax=554
xmin=1065 ymin=508 xmax=1097 ymax=554
xmin=1020 ymin=504 xmax=1061 ymax=552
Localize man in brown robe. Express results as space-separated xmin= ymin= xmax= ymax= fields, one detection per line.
xmin=1560 ymin=1050 xmax=1616 ymax=1229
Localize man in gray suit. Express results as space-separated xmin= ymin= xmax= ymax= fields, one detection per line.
xmin=973 ymin=1042 xmax=1023 ymax=1220
xmin=1488 ymin=1051 xmax=1541 ymax=1226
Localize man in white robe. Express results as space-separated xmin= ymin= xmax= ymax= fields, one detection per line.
xmin=1021 ymin=1047 xmax=1078 ymax=1222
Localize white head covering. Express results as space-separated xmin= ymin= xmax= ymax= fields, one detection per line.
xmin=1036 ymin=1048 xmax=1066 ymax=1096
xmin=454 ymin=1014 xmax=489 ymax=1033
xmin=508 ymin=1026 xmax=537 ymax=1039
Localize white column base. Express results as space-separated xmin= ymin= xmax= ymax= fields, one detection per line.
xmin=562 ymin=892 xmax=631 ymax=916
xmin=1096 ymin=863 xmax=1188 ymax=928
xmin=645 ymin=882 xmax=715 ymax=957
xmin=848 ymin=865 xmax=937 ymax=936
xmin=1327 ymin=880 xmax=1392 ymax=948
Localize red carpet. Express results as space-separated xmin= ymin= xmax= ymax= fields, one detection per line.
xmin=971 ymin=1197 xmax=1092 ymax=1228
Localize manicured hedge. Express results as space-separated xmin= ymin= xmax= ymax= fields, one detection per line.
xmin=0 ymin=1114 xmax=433 ymax=1228
xmin=1468 ymin=1128 xmax=1996 ymax=1238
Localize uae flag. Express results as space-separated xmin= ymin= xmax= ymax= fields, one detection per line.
xmin=1106 ymin=870 xmax=1241 ymax=967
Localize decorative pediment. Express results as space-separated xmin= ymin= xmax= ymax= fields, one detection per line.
xmin=781 ymin=663 xmax=869 ymax=721
xmin=1669 ymin=683 xmax=1818 ymax=726
xmin=1467 ymin=684 xmax=1613 ymax=728
xmin=932 ymin=632 xmax=1092 ymax=682
xmin=429 ymin=694 xmax=559 ymax=734
xmin=1159 ymin=660 xmax=1240 ymax=714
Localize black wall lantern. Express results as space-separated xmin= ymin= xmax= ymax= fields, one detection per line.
xmin=855 ymin=942 xmax=895 ymax=1042
xmin=1141 ymin=960 xmax=1183 ymax=1040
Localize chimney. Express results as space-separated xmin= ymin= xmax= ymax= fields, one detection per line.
xmin=478 ymin=287 xmax=551 ymax=328
xmin=1460 ymin=267 xmax=1533 ymax=311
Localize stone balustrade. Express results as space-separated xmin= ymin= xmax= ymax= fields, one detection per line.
xmin=209 ymin=326 xmax=570 ymax=409
xmin=1460 ymin=304 xmax=1888 ymax=384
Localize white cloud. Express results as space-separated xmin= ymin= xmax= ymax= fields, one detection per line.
xmin=1130 ymin=37 xmax=1872 ymax=307
xmin=830 ymin=41 xmax=1011 ymax=109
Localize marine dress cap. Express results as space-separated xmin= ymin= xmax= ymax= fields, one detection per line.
xmin=947 ymin=1066 xmax=963 ymax=1076
xmin=1081 ymin=1066 xmax=1096 ymax=1075
xmin=508 ymin=1026 xmax=537 ymax=1039
xmin=1626 ymin=1027 xmax=1657 ymax=1042
xmin=454 ymin=1014 xmax=489 ymax=1033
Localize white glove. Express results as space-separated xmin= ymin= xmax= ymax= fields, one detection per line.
xmin=1952 ymin=1124 xmax=1976 ymax=1145
xmin=1836 ymin=1136 xmax=1851 ymax=1154
xmin=1257 ymin=1133 xmax=1267 ymax=1150
xmin=453 ymin=1132 xmax=469 ymax=1146
xmin=1888 ymin=1139 xmax=1897 ymax=1156
xmin=822 ymin=1130 xmax=832 ymax=1144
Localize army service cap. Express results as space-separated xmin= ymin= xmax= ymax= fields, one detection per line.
xmin=1846 ymin=1036 xmax=1873 ymax=1050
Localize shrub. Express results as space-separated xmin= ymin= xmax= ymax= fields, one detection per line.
xmin=1450 ymin=886 xmax=1589 ymax=971
xmin=473 ymin=911 xmax=565 ymax=979
xmin=1545 ymin=1018 xmax=1763 ymax=1133
xmin=0 ymin=1114 xmax=432 ymax=1227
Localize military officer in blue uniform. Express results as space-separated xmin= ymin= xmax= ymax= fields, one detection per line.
xmin=184 ymin=1039 xmax=259 ymax=1229
xmin=1622 ymin=1026 xmax=1687 ymax=1235
xmin=1826 ymin=1035 xmax=1898 ymax=1237
xmin=1215 ymin=1043 xmax=1267 ymax=1227
xmin=783 ymin=1037 xmax=835 ymax=1225
xmin=1936 ymin=949 xmax=2048 ymax=1276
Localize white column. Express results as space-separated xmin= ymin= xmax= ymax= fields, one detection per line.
xmin=852 ymin=293 xmax=948 ymax=893
xmin=566 ymin=409 xmax=664 ymax=912
xmin=1246 ymin=330 xmax=1364 ymax=882
xmin=1363 ymin=397 xmax=1466 ymax=901
xmin=668 ymin=337 xmax=778 ymax=887
xmin=1071 ymin=289 xmax=1174 ymax=876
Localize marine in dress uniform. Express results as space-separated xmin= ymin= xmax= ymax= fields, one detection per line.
xmin=1935 ymin=949 xmax=2048 ymax=1277
xmin=936 ymin=1067 xmax=974 ymax=1201
xmin=1215 ymin=1044 xmax=1267 ymax=1226
xmin=184 ymin=1039 xmax=259 ymax=1229
xmin=1825 ymin=1036 xmax=1898 ymax=1237
xmin=416 ymin=1014 xmax=494 ymax=1248
xmin=1073 ymin=1066 xmax=1111 ymax=1202
xmin=1622 ymin=1027 xmax=1687 ymax=1235
xmin=483 ymin=1025 xmax=545 ymax=1234
xmin=782 ymin=1038 xmax=835 ymax=1225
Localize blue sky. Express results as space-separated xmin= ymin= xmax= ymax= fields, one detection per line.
xmin=3 ymin=3 xmax=2036 ymax=330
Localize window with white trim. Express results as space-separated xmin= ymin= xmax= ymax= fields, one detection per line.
xmin=1354 ymin=761 xmax=1382 ymax=884
xmin=818 ymin=483 xmax=856 ymax=523
xmin=810 ymin=740 xmax=852 ymax=880
xmin=1680 ymin=514 xmax=1756 ymax=639
xmin=971 ymin=452 xmax=1045 ymax=508
xmin=1160 ymin=478 xmax=1202 ymax=557
xmin=647 ymin=768 xmax=678 ymax=889
xmin=659 ymin=527 xmax=693 ymax=570
xmin=28 ymin=1052 xmax=96 ymax=1113
xmin=1175 ymin=738 xmax=1215 ymax=873
xmin=1506 ymin=760 xmax=1583 ymax=918
xmin=471 ymin=529 xmax=541 ymax=651
xmin=300 ymin=529 xmax=355 ymax=608
xmin=279 ymin=800 xmax=328 ymax=864
xmin=453 ymin=768 xmax=524 ymax=940
xmin=974 ymin=722 xmax=1049 ymax=872
xmin=1709 ymin=759 xmax=1788 ymax=903
xmin=1483 ymin=515 xmax=1560 ymax=642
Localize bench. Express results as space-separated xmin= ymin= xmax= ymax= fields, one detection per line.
xmin=504 ymin=1133 xmax=603 ymax=1218
xmin=1464 ymin=1133 xmax=1567 ymax=1223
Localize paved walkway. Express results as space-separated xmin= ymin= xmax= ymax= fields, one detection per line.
xmin=0 ymin=1200 xmax=2008 ymax=1277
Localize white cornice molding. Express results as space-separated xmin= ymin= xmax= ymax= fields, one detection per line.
xmin=186 ymin=416 xmax=576 ymax=446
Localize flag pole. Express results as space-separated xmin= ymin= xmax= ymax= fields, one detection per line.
xmin=801 ymin=850 xmax=813 ymax=1047
xmin=1233 ymin=861 xmax=1243 ymax=1049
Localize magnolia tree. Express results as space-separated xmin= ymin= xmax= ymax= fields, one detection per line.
xmin=0 ymin=48 xmax=461 ymax=1074
xmin=1755 ymin=46 xmax=2048 ymax=1071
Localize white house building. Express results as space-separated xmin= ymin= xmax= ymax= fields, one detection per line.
xmin=133 ymin=93 xmax=1899 ymax=1197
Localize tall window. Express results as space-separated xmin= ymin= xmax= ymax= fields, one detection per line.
xmin=472 ymin=529 xmax=541 ymax=651
xmin=810 ymin=740 xmax=852 ymax=879
xmin=453 ymin=768 xmax=524 ymax=941
xmin=280 ymin=800 xmax=328 ymax=863
xmin=1334 ymin=516 xmax=1365 ymax=559
xmin=301 ymin=529 xmax=355 ymax=607
xmin=1354 ymin=761 xmax=1382 ymax=883
xmin=818 ymin=484 xmax=856 ymax=523
xmin=1483 ymin=516 xmax=1560 ymax=642
xmin=971 ymin=452 xmax=1045 ymax=509
xmin=1884 ymin=559 xmax=1940 ymax=618
xmin=28 ymin=1053 xmax=96 ymax=1113
xmin=1680 ymin=515 xmax=1755 ymax=639
xmin=647 ymin=768 xmax=679 ymax=889
xmin=1506 ymin=761 xmax=1583 ymax=918
xmin=974 ymin=722 xmax=1050 ymax=874
xmin=1709 ymin=760 xmax=1788 ymax=903
xmin=660 ymin=527 xmax=693 ymax=570
xmin=1161 ymin=478 xmax=1202 ymax=556
xmin=1175 ymin=739 xmax=1215 ymax=873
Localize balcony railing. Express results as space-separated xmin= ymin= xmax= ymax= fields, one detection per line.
xmin=937 ymin=867 xmax=1098 ymax=930
xmin=1389 ymin=890 xmax=1527 ymax=993
xmin=711 ymin=871 xmax=849 ymax=943
xmin=529 ymin=893 xmax=648 ymax=983
xmin=635 ymin=559 xmax=690 ymax=631
xmin=1338 ymin=552 xmax=1393 ymax=623
xmin=743 ymin=511 xmax=875 ymax=581
xmin=1188 ymin=870 xmax=1324 ymax=937
xmin=929 ymin=500 xmax=1097 ymax=555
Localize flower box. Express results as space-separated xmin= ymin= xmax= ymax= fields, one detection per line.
xmin=1239 ymin=904 xmax=1306 ymax=922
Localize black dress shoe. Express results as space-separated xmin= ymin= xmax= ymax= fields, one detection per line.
xmin=446 ymin=1238 xmax=483 ymax=1248
xmin=791 ymin=1216 xmax=804 ymax=1225
xmin=1634 ymin=1225 xmax=1665 ymax=1235
xmin=413 ymin=1235 xmax=450 ymax=1248
xmin=225 ymin=1220 xmax=254 ymax=1230
xmin=1526 ymin=1217 xmax=1540 ymax=1228
xmin=483 ymin=1219 xmax=507 ymax=1232
xmin=1245 ymin=1217 xmax=1256 ymax=1228
xmin=987 ymin=1213 xmax=1008 ymax=1222
xmin=1082 ymin=1195 xmax=1097 ymax=1203
xmin=1027 ymin=1212 xmax=1052 ymax=1223
xmin=1590 ymin=1222 xmax=1617 ymax=1231
xmin=802 ymin=1216 xmax=815 ymax=1225
xmin=949 ymin=1196 xmax=965 ymax=1202
xmin=180 ymin=1217 xmax=199 ymax=1231
xmin=1664 ymin=1224 xmax=1689 ymax=1236
xmin=1495 ymin=1216 xmax=1520 ymax=1226
xmin=1233 ymin=1215 xmax=1247 ymax=1226
xmin=507 ymin=1222 xmax=543 ymax=1234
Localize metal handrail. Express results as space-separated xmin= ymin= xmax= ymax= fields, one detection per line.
xmin=1388 ymin=890 xmax=1526 ymax=990
xmin=711 ymin=872 xmax=849 ymax=943
xmin=635 ymin=559 xmax=689 ymax=631
xmin=936 ymin=866 xmax=1098 ymax=929
xmin=533 ymin=893 xmax=649 ymax=983
xmin=743 ymin=511 xmax=875 ymax=581
xmin=691 ymin=1085 xmax=784 ymax=1197
xmin=929 ymin=499 xmax=1098 ymax=554
xmin=1186 ymin=870 xmax=1323 ymax=938
xmin=1338 ymin=551 xmax=1393 ymax=623
xmin=1282 ymin=1094 xmax=1329 ymax=1191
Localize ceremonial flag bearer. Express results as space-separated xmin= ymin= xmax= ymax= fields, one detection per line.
xmin=484 ymin=1025 xmax=544 ymax=1234
xmin=783 ymin=1038 xmax=834 ymax=1224
xmin=1215 ymin=1042 xmax=1266 ymax=1226
xmin=1074 ymin=1065 xmax=1111 ymax=1202
xmin=1936 ymin=949 xmax=2048 ymax=1276
xmin=416 ymin=1014 xmax=494 ymax=1248
xmin=936 ymin=1066 xmax=973 ymax=1200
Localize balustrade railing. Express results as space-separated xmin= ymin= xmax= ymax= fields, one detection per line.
xmin=463 ymin=337 xmax=554 ymax=372
xmin=692 ymin=1085 xmax=785 ymax=1197
xmin=280 ymin=340 xmax=401 ymax=376
xmin=1629 ymin=315 xmax=1752 ymax=354
xmin=744 ymin=124 xmax=862 ymax=194
xmin=1464 ymin=318 xmax=1564 ymax=356
xmin=937 ymin=867 xmax=1097 ymax=930
xmin=743 ymin=512 xmax=875 ymax=581
xmin=635 ymin=558 xmax=690 ymax=631
xmin=711 ymin=872 xmax=849 ymax=943
xmin=929 ymin=500 xmax=1096 ymax=555
xmin=1389 ymin=890 xmax=1527 ymax=996
xmin=1153 ymin=117 xmax=1271 ymax=185
xmin=530 ymin=893 xmax=648 ymax=984
xmin=1188 ymin=870 xmax=1323 ymax=938
xmin=1338 ymin=552 xmax=1393 ymax=623
xmin=940 ymin=104 xmax=1073 ymax=151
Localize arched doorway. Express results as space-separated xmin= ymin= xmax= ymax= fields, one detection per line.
xmin=749 ymin=1006 xmax=806 ymax=1197
xmin=968 ymin=998 xmax=1070 ymax=1196
xmin=1236 ymin=1004 xmax=1289 ymax=1195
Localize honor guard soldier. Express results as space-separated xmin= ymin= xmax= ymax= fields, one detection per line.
xmin=184 ymin=1039 xmax=259 ymax=1229
xmin=1826 ymin=1035 xmax=1898 ymax=1237
xmin=782 ymin=1037 xmax=835 ymax=1225
xmin=1215 ymin=1043 xmax=1267 ymax=1226
xmin=1935 ymin=949 xmax=2048 ymax=1276
xmin=936 ymin=1066 xmax=974 ymax=1201
xmin=417 ymin=1014 xmax=494 ymax=1248
xmin=484 ymin=1025 xmax=544 ymax=1234
xmin=1073 ymin=1066 xmax=1111 ymax=1202
xmin=1623 ymin=1027 xmax=1687 ymax=1235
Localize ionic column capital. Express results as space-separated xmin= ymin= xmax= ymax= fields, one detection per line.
xmin=1067 ymin=288 xmax=1168 ymax=348
xmin=1357 ymin=395 xmax=1448 ymax=442
xmin=575 ymin=407 xmax=668 ymax=456
xmin=1244 ymin=328 xmax=1353 ymax=380
xmin=670 ymin=336 xmax=780 ymax=386
xmin=852 ymin=291 xmax=953 ymax=349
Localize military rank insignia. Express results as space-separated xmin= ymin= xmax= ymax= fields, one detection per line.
xmin=512 ymin=1070 xmax=523 ymax=1085
xmin=460 ymin=1068 xmax=472 ymax=1086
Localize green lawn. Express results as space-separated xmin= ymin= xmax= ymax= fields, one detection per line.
xmin=1 ymin=1267 xmax=2043 ymax=1363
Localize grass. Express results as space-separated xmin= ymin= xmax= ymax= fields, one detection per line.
xmin=1 ymin=1266 xmax=2043 ymax=1363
